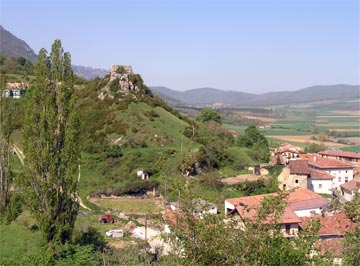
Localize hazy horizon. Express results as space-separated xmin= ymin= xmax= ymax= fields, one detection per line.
xmin=1 ymin=0 xmax=359 ymax=94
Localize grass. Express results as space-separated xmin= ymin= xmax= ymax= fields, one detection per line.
xmin=260 ymin=128 xmax=311 ymax=136
xmin=10 ymin=154 xmax=23 ymax=177
xmin=340 ymin=145 xmax=360 ymax=152
xmin=226 ymin=147 xmax=256 ymax=164
xmin=0 ymin=212 xmax=44 ymax=264
xmin=89 ymin=197 xmax=164 ymax=215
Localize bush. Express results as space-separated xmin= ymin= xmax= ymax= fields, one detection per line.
xmin=90 ymin=180 xmax=160 ymax=197
xmin=105 ymin=145 xmax=122 ymax=158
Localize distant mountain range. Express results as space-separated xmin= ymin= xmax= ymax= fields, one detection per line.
xmin=71 ymin=65 xmax=108 ymax=80
xmin=0 ymin=25 xmax=107 ymax=80
xmin=2 ymin=25 xmax=359 ymax=105
xmin=0 ymin=25 xmax=37 ymax=63
xmin=150 ymin=84 xmax=360 ymax=106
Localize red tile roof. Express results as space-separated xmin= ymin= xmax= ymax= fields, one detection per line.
xmin=300 ymin=213 xmax=354 ymax=236
xmin=275 ymin=144 xmax=299 ymax=154
xmin=289 ymin=159 xmax=309 ymax=175
xmin=226 ymin=188 xmax=329 ymax=224
xmin=340 ymin=179 xmax=360 ymax=192
xmin=318 ymin=150 xmax=360 ymax=159
xmin=315 ymin=239 xmax=343 ymax=257
xmin=309 ymin=169 xmax=334 ymax=180
xmin=307 ymin=155 xmax=354 ymax=169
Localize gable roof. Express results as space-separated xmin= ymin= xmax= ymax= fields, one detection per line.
xmin=309 ymin=169 xmax=334 ymax=180
xmin=289 ymin=159 xmax=309 ymax=175
xmin=307 ymin=155 xmax=354 ymax=169
xmin=340 ymin=179 xmax=360 ymax=192
xmin=318 ymin=150 xmax=360 ymax=159
xmin=275 ymin=143 xmax=299 ymax=154
xmin=226 ymin=188 xmax=329 ymax=224
xmin=300 ymin=213 xmax=354 ymax=236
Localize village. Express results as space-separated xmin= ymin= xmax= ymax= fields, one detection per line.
xmin=92 ymin=144 xmax=360 ymax=263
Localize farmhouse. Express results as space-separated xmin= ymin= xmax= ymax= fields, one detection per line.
xmin=225 ymin=188 xmax=330 ymax=237
xmin=271 ymin=143 xmax=300 ymax=165
xmin=280 ymin=154 xmax=355 ymax=195
xmin=307 ymin=155 xmax=354 ymax=193
xmin=318 ymin=150 xmax=360 ymax=165
xmin=340 ymin=179 xmax=360 ymax=201
xmin=301 ymin=212 xmax=355 ymax=264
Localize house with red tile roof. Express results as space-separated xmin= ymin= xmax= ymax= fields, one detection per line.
xmin=318 ymin=150 xmax=360 ymax=165
xmin=307 ymin=155 xmax=354 ymax=194
xmin=340 ymin=179 xmax=360 ymax=201
xmin=301 ymin=212 xmax=355 ymax=264
xmin=271 ymin=143 xmax=300 ymax=165
xmin=224 ymin=188 xmax=330 ymax=237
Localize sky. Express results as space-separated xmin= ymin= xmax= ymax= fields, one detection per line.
xmin=0 ymin=0 xmax=359 ymax=93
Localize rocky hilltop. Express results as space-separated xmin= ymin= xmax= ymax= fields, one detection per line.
xmin=98 ymin=65 xmax=150 ymax=100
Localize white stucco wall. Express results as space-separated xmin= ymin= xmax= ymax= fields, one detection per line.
xmin=328 ymin=168 xmax=353 ymax=189
xmin=311 ymin=179 xmax=333 ymax=194
xmin=294 ymin=207 xmax=322 ymax=217
xmin=280 ymin=223 xmax=299 ymax=236
xmin=224 ymin=201 xmax=235 ymax=214
xmin=342 ymin=191 xmax=354 ymax=202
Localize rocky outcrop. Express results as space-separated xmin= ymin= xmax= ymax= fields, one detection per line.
xmin=99 ymin=65 xmax=144 ymax=100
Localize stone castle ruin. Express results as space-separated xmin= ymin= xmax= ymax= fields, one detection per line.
xmin=99 ymin=64 xmax=141 ymax=100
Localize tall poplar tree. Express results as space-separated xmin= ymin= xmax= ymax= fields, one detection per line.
xmin=23 ymin=40 xmax=80 ymax=244
xmin=0 ymin=75 xmax=12 ymax=222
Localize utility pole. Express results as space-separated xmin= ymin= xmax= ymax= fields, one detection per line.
xmin=145 ymin=214 xmax=148 ymax=241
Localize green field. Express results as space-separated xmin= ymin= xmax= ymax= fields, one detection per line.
xmin=89 ymin=197 xmax=163 ymax=215
xmin=340 ymin=145 xmax=360 ymax=152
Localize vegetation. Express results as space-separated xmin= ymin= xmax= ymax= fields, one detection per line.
xmin=164 ymin=188 xmax=330 ymax=266
xmin=22 ymin=40 xmax=81 ymax=244
xmin=237 ymin=125 xmax=270 ymax=162
xmin=0 ymin=53 xmax=34 ymax=77
xmin=196 ymin=108 xmax=222 ymax=124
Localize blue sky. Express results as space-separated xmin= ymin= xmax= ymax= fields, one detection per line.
xmin=1 ymin=0 xmax=359 ymax=93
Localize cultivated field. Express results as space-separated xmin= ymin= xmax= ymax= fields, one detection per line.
xmin=89 ymin=197 xmax=164 ymax=215
xmin=268 ymin=135 xmax=344 ymax=147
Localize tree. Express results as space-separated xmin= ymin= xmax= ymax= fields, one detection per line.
xmin=238 ymin=125 xmax=270 ymax=162
xmin=22 ymin=40 xmax=80 ymax=244
xmin=0 ymin=75 xmax=12 ymax=222
xmin=342 ymin=185 xmax=360 ymax=265
xmin=164 ymin=188 xmax=329 ymax=265
xmin=197 ymin=108 xmax=222 ymax=124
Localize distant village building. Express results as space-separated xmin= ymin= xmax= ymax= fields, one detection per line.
xmin=279 ymin=154 xmax=354 ymax=195
xmin=137 ymin=170 xmax=149 ymax=180
xmin=318 ymin=150 xmax=360 ymax=165
xmin=271 ymin=143 xmax=300 ymax=165
xmin=2 ymin=88 xmax=26 ymax=99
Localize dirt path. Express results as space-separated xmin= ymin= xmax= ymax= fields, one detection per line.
xmin=221 ymin=168 xmax=270 ymax=185
xmin=13 ymin=144 xmax=25 ymax=165
xmin=77 ymin=164 xmax=91 ymax=211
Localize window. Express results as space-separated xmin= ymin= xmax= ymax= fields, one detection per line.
xmin=283 ymin=184 xmax=287 ymax=190
xmin=338 ymin=177 xmax=342 ymax=182
xmin=345 ymin=177 xmax=348 ymax=182
xmin=346 ymin=170 xmax=348 ymax=173
xmin=295 ymin=179 xmax=299 ymax=184
xmin=285 ymin=224 xmax=291 ymax=234
xmin=318 ymin=184 xmax=322 ymax=189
